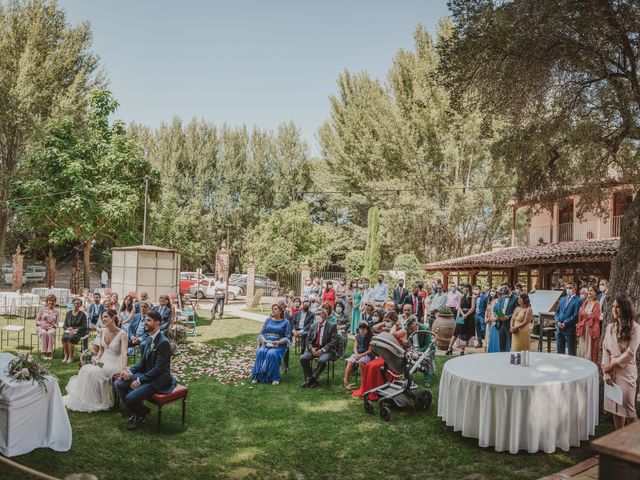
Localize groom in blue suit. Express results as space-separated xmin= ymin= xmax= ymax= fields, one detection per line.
xmin=554 ymin=282 xmax=582 ymax=356
xmin=115 ymin=310 xmax=176 ymax=430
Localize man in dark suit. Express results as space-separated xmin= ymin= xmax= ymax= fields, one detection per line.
xmin=299 ymin=308 xmax=337 ymax=388
xmin=152 ymin=295 xmax=172 ymax=335
xmin=407 ymin=285 xmax=425 ymax=322
xmin=292 ymin=299 xmax=314 ymax=351
xmin=128 ymin=302 xmax=150 ymax=356
xmin=392 ymin=279 xmax=409 ymax=313
xmin=554 ymin=282 xmax=582 ymax=356
xmin=115 ymin=311 xmax=176 ymax=430
xmin=495 ymin=283 xmax=518 ymax=352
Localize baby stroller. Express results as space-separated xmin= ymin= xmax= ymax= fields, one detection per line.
xmin=363 ymin=331 xmax=436 ymax=422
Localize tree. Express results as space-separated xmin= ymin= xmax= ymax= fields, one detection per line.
xmin=0 ymin=0 xmax=101 ymax=262
xmin=440 ymin=0 xmax=640 ymax=318
xmin=319 ymin=24 xmax=513 ymax=265
xmin=129 ymin=119 xmax=314 ymax=271
xmin=363 ymin=206 xmax=381 ymax=280
xmin=14 ymin=89 xmax=153 ymax=286
xmin=392 ymin=253 xmax=422 ymax=289
xmin=244 ymin=202 xmax=331 ymax=276
xmin=342 ymin=250 xmax=365 ymax=280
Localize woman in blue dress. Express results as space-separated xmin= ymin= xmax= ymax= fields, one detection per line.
xmin=251 ymin=304 xmax=292 ymax=385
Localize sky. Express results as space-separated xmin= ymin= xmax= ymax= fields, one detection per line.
xmin=58 ymin=0 xmax=450 ymax=155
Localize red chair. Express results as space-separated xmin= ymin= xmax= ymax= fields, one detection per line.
xmin=111 ymin=374 xmax=188 ymax=433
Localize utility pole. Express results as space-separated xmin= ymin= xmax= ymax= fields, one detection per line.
xmin=142 ymin=175 xmax=149 ymax=245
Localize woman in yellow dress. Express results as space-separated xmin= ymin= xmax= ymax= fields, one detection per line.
xmin=510 ymin=294 xmax=533 ymax=351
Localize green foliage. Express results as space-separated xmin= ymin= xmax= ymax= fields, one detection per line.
xmin=363 ymin=206 xmax=380 ymax=280
xmin=319 ymin=24 xmax=513 ymax=264
xmin=13 ymin=89 xmax=153 ymax=251
xmin=440 ymin=0 xmax=640 ymax=212
xmin=0 ymin=0 xmax=101 ymax=258
xmin=392 ymin=252 xmax=422 ymax=288
xmin=244 ymin=202 xmax=331 ymax=275
xmin=130 ymin=119 xmax=314 ymax=270
xmin=342 ymin=250 xmax=365 ymax=280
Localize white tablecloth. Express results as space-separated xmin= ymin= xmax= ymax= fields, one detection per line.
xmin=0 ymin=352 xmax=72 ymax=457
xmin=31 ymin=288 xmax=72 ymax=305
xmin=0 ymin=292 xmax=41 ymax=307
xmin=437 ymin=352 xmax=598 ymax=454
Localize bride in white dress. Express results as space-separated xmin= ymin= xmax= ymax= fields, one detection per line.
xmin=64 ymin=309 xmax=128 ymax=412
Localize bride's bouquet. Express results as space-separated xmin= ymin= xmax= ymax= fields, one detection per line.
xmin=80 ymin=350 xmax=103 ymax=367
xmin=7 ymin=353 xmax=53 ymax=391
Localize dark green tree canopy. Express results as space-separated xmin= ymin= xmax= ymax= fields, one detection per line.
xmin=440 ymin=0 xmax=640 ymax=211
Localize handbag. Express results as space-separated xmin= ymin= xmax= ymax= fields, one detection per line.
xmin=455 ymin=315 xmax=465 ymax=325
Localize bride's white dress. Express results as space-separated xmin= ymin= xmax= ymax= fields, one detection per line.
xmin=64 ymin=329 xmax=125 ymax=412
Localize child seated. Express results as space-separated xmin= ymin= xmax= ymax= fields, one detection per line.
xmin=343 ymin=321 xmax=374 ymax=390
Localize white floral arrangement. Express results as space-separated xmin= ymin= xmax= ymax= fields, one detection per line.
xmin=7 ymin=353 xmax=53 ymax=391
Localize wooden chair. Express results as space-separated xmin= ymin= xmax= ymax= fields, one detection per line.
xmin=248 ymin=289 xmax=265 ymax=312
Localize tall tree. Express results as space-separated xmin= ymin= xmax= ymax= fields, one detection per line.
xmin=130 ymin=119 xmax=314 ymax=270
xmin=319 ymin=24 xmax=512 ymax=265
xmin=0 ymin=0 xmax=101 ymax=261
xmin=440 ymin=0 xmax=640 ymax=316
xmin=363 ymin=206 xmax=381 ymax=280
xmin=14 ymin=90 xmax=153 ymax=286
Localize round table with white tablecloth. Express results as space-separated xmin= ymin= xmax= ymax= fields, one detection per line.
xmin=437 ymin=352 xmax=599 ymax=454
xmin=0 ymin=352 xmax=72 ymax=457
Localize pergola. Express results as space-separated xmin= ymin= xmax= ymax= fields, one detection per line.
xmin=423 ymin=238 xmax=619 ymax=290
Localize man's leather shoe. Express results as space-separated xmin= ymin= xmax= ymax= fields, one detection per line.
xmin=127 ymin=415 xmax=141 ymax=430
xmin=308 ymin=378 xmax=319 ymax=388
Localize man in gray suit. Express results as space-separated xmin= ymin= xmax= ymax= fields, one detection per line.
xmin=300 ymin=308 xmax=337 ymax=388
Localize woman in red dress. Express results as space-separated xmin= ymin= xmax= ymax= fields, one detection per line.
xmin=352 ymin=310 xmax=398 ymax=400
xmin=321 ymin=281 xmax=336 ymax=308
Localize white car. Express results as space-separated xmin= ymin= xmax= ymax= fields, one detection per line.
xmin=189 ymin=281 xmax=242 ymax=301
xmin=4 ymin=265 xmax=46 ymax=284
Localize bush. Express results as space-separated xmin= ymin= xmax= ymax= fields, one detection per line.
xmin=343 ymin=250 xmax=365 ymax=280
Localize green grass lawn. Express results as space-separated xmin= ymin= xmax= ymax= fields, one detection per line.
xmin=3 ymin=320 xmax=612 ymax=480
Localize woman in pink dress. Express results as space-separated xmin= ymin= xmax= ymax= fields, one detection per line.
xmin=602 ymin=295 xmax=640 ymax=430
xmin=576 ymin=286 xmax=601 ymax=363
xmin=36 ymin=294 xmax=59 ymax=360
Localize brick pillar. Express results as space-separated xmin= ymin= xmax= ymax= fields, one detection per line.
xmin=69 ymin=251 xmax=84 ymax=295
xmin=12 ymin=245 xmax=24 ymax=291
xmin=300 ymin=260 xmax=310 ymax=296
xmin=246 ymin=258 xmax=256 ymax=305
xmin=46 ymin=249 xmax=57 ymax=288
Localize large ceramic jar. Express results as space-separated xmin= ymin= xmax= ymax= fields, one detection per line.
xmin=433 ymin=310 xmax=455 ymax=350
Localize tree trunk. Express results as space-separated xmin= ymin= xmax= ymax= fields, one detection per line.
xmin=605 ymin=188 xmax=640 ymax=409
xmin=607 ymin=189 xmax=640 ymax=324
xmin=83 ymin=240 xmax=93 ymax=289
xmin=0 ymin=209 xmax=7 ymax=266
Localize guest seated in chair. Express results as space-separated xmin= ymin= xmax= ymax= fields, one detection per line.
xmin=343 ymin=321 xmax=374 ymax=390
xmin=251 ymin=304 xmax=292 ymax=385
xmin=128 ymin=301 xmax=151 ymax=356
xmin=292 ymin=299 xmax=314 ymax=351
xmin=114 ymin=311 xmax=177 ymax=430
xmin=61 ymin=298 xmax=88 ymax=363
xmin=153 ymin=295 xmax=172 ymax=335
xmin=300 ymin=308 xmax=337 ymax=388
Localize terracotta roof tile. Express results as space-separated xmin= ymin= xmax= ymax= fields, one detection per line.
xmin=423 ymin=239 xmax=619 ymax=271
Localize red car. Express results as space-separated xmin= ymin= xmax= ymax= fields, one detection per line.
xmin=179 ymin=272 xmax=210 ymax=294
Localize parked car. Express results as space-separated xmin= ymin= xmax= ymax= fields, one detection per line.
xmin=230 ymin=274 xmax=280 ymax=297
xmin=24 ymin=265 xmax=46 ymax=282
xmin=180 ymin=271 xmax=206 ymax=294
xmin=3 ymin=265 xmax=46 ymax=285
xmin=189 ymin=281 xmax=242 ymax=301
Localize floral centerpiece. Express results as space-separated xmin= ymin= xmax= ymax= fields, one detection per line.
xmin=6 ymin=353 xmax=53 ymax=391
